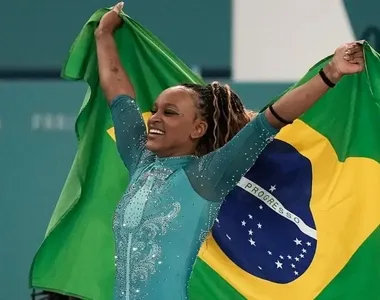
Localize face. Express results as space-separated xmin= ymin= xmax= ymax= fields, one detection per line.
xmin=146 ymin=86 xmax=208 ymax=157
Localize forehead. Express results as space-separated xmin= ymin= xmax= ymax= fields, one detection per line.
xmin=155 ymin=86 xmax=196 ymax=108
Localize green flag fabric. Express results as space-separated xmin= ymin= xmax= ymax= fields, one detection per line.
xmin=30 ymin=8 xmax=202 ymax=300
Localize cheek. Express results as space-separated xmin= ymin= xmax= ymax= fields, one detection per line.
xmin=165 ymin=119 xmax=194 ymax=141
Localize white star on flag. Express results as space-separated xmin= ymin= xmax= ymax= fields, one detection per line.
xmin=275 ymin=260 xmax=283 ymax=269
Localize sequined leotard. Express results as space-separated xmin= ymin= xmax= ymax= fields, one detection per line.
xmin=111 ymin=95 xmax=278 ymax=300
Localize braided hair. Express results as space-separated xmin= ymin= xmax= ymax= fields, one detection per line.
xmin=181 ymin=81 xmax=256 ymax=156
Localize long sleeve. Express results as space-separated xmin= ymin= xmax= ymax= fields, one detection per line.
xmin=110 ymin=95 xmax=149 ymax=174
xmin=185 ymin=112 xmax=279 ymax=202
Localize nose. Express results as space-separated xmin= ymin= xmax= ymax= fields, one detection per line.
xmin=147 ymin=111 xmax=162 ymax=126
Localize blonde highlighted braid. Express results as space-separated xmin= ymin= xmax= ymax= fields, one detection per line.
xmin=181 ymin=81 xmax=257 ymax=156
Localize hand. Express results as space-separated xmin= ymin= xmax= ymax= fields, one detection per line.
xmin=330 ymin=42 xmax=364 ymax=78
xmin=97 ymin=2 xmax=124 ymax=34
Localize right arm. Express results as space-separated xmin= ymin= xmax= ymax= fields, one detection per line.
xmin=94 ymin=4 xmax=135 ymax=102
xmin=110 ymin=95 xmax=148 ymax=174
xmin=95 ymin=4 xmax=148 ymax=172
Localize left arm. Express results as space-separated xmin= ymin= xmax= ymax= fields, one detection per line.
xmin=265 ymin=62 xmax=340 ymax=129
xmin=185 ymin=112 xmax=278 ymax=202
xmin=186 ymin=42 xmax=364 ymax=202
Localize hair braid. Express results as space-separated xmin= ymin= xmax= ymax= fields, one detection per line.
xmin=224 ymin=84 xmax=235 ymax=144
xmin=211 ymin=82 xmax=222 ymax=150
xmin=181 ymin=81 xmax=254 ymax=156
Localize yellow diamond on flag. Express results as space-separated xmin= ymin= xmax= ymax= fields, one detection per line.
xmin=107 ymin=111 xmax=152 ymax=141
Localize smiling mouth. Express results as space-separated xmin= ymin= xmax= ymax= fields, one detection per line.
xmin=148 ymin=128 xmax=165 ymax=136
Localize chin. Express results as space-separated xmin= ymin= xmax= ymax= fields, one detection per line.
xmin=145 ymin=140 xmax=161 ymax=153
xmin=146 ymin=140 xmax=170 ymax=157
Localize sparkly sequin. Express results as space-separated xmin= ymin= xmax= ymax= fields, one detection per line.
xmin=110 ymin=95 xmax=278 ymax=300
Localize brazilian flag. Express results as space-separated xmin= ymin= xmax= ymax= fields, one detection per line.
xmin=190 ymin=46 xmax=380 ymax=299
xmin=30 ymin=7 xmax=380 ymax=300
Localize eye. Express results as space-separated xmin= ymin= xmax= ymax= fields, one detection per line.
xmin=164 ymin=110 xmax=178 ymax=116
xmin=149 ymin=108 xmax=180 ymax=116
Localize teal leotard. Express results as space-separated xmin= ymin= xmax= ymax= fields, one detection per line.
xmin=111 ymin=95 xmax=278 ymax=300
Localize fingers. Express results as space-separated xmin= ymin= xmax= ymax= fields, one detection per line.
xmin=112 ymin=1 xmax=124 ymax=14
xmin=344 ymin=44 xmax=363 ymax=63
xmin=352 ymin=63 xmax=364 ymax=73
xmin=349 ymin=57 xmax=364 ymax=65
xmin=344 ymin=51 xmax=363 ymax=60
xmin=333 ymin=42 xmax=364 ymax=74
xmin=346 ymin=45 xmax=362 ymax=55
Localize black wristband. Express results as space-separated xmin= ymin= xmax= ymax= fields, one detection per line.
xmin=269 ymin=105 xmax=293 ymax=125
xmin=319 ymin=68 xmax=335 ymax=88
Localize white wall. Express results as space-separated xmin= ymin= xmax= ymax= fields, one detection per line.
xmin=232 ymin=0 xmax=355 ymax=82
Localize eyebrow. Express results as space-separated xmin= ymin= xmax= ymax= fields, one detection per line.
xmin=154 ymin=102 xmax=179 ymax=110
xmin=165 ymin=104 xmax=179 ymax=110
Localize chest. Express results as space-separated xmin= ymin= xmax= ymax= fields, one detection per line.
xmin=113 ymin=165 xmax=186 ymax=231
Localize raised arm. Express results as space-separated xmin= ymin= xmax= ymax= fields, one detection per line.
xmin=95 ymin=2 xmax=135 ymax=102
xmin=264 ymin=43 xmax=363 ymax=129
xmin=95 ymin=3 xmax=148 ymax=173
xmin=186 ymin=42 xmax=364 ymax=202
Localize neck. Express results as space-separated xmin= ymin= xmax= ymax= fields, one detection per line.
xmin=153 ymin=147 xmax=197 ymax=158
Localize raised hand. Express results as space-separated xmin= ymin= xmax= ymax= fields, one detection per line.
xmin=97 ymin=2 xmax=124 ymax=34
xmin=330 ymin=42 xmax=364 ymax=76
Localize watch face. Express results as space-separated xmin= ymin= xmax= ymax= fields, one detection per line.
xmin=344 ymin=0 xmax=380 ymax=51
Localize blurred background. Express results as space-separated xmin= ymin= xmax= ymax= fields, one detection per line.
xmin=1 ymin=0 xmax=379 ymax=299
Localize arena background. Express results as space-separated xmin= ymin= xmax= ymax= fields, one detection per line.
xmin=0 ymin=1 xmax=379 ymax=299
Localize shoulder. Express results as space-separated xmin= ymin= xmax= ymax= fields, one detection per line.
xmin=110 ymin=94 xmax=136 ymax=109
xmin=252 ymin=112 xmax=279 ymax=136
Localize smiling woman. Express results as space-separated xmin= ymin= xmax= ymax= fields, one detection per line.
xmin=92 ymin=2 xmax=364 ymax=300
xmin=145 ymin=84 xmax=252 ymax=157
xmin=146 ymin=86 xmax=202 ymax=157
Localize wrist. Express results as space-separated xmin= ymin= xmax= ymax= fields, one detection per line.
xmin=95 ymin=27 xmax=113 ymax=38
xmin=323 ymin=62 xmax=343 ymax=84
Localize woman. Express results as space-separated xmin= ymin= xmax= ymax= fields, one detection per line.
xmin=95 ymin=3 xmax=364 ymax=299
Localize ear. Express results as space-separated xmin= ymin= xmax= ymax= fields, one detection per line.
xmin=191 ymin=119 xmax=208 ymax=139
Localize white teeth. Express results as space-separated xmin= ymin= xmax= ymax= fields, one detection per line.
xmin=149 ymin=129 xmax=164 ymax=135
